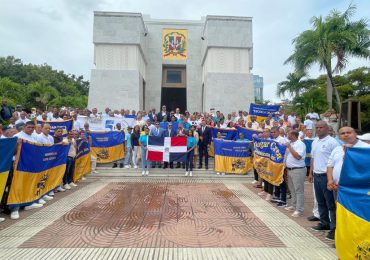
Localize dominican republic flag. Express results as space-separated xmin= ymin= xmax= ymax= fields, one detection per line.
xmin=147 ymin=136 xmax=187 ymax=162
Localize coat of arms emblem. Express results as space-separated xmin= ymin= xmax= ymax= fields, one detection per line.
xmin=162 ymin=30 xmax=187 ymax=60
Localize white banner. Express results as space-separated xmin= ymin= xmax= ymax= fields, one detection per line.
xmin=76 ymin=116 xmax=135 ymax=131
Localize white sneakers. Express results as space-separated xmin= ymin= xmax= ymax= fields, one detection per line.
xmin=291 ymin=211 xmax=302 ymax=218
xmin=124 ymin=165 xmax=130 ymax=169
xmin=251 ymin=180 xmax=258 ymax=184
xmin=265 ymin=194 xmax=272 ymax=201
xmin=145 ymin=171 xmax=149 ymax=176
xmin=43 ymin=195 xmax=53 ymax=201
xmin=64 ymin=184 xmax=71 ymax=190
xmin=69 ymin=182 xmax=78 ymax=187
xmin=81 ymin=177 xmax=87 ymax=180
xmin=142 ymin=171 xmax=145 ymax=176
xmin=134 ymin=165 xmax=138 ymax=169
xmin=24 ymin=203 xmax=43 ymax=211
xmin=189 ymin=171 xmax=193 ymax=177
xmin=185 ymin=171 xmax=188 ymax=176
xmin=38 ymin=199 xmax=46 ymax=205
xmin=10 ymin=210 xmax=19 ymax=220
xmin=0 ymin=217 xmax=5 ymax=222
xmin=56 ymin=186 xmax=66 ymax=192
xmin=49 ymin=191 xmax=55 ymax=196
xmin=258 ymin=191 xmax=266 ymax=196
xmin=216 ymin=172 xmax=220 ymax=175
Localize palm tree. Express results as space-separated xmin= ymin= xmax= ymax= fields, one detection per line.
xmin=285 ymin=4 xmax=370 ymax=109
xmin=28 ymin=81 xmax=59 ymax=110
xmin=276 ymin=72 xmax=312 ymax=98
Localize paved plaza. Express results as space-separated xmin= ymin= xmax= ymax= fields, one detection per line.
xmin=0 ymin=169 xmax=337 ymax=259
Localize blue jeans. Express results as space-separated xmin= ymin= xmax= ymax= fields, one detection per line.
xmin=63 ymin=156 xmax=75 ymax=185
xmin=314 ymin=173 xmax=336 ymax=230
xmin=185 ymin=150 xmax=194 ymax=171
xmin=140 ymin=147 xmax=151 ymax=169
xmin=124 ymin=147 xmax=132 ymax=166
xmin=274 ymin=180 xmax=287 ymax=203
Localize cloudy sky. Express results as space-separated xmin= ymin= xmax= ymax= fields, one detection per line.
xmin=0 ymin=0 xmax=369 ymax=102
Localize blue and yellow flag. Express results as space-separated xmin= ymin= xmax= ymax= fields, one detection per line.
xmin=36 ymin=119 xmax=73 ymax=136
xmin=8 ymin=141 xmax=69 ymax=206
xmin=0 ymin=137 xmax=17 ymax=201
xmin=248 ymin=103 xmax=280 ymax=122
xmin=253 ymin=137 xmax=287 ymax=185
xmin=336 ymin=147 xmax=370 ymax=259
xmin=302 ymin=139 xmax=313 ymax=167
xmin=214 ymin=139 xmax=253 ymax=174
xmin=90 ymin=131 xmax=124 ymax=163
xmin=74 ymin=138 xmax=91 ymax=183
xmin=209 ymin=127 xmax=238 ymax=157
xmin=236 ymin=126 xmax=263 ymax=140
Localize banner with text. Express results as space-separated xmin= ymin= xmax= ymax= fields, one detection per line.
xmin=214 ymin=139 xmax=253 ymax=174
xmin=74 ymin=138 xmax=91 ymax=182
xmin=90 ymin=131 xmax=124 ymax=163
xmin=253 ymin=137 xmax=287 ymax=185
xmin=8 ymin=141 xmax=69 ymax=206
xmin=36 ymin=119 xmax=73 ymax=136
xmin=249 ymin=103 xmax=280 ymax=117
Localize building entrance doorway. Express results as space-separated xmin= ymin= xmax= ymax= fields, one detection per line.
xmin=161 ymin=66 xmax=186 ymax=113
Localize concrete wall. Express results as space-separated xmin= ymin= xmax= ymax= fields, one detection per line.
xmin=88 ymin=70 xmax=142 ymax=111
xmin=143 ymin=19 xmax=203 ymax=112
xmin=89 ymin=13 xmax=254 ymax=114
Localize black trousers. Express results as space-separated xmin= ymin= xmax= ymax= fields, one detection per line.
xmin=198 ymin=144 xmax=208 ymax=167
xmin=263 ymin=180 xmax=274 ymax=194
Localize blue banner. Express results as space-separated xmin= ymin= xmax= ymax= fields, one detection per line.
xmin=0 ymin=137 xmax=17 ymax=201
xmin=236 ymin=126 xmax=263 ymax=141
xmin=214 ymin=139 xmax=252 ymax=174
xmin=211 ymin=127 xmax=238 ymax=140
xmin=253 ymin=137 xmax=287 ymax=185
xmin=8 ymin=141 xmax=70 ymax=206
xmin=249 ymin=103 xmax=280 ymax=117
xmin=336 ymin=147 xmax=370 ymax=259
xmin=36 ymin=119 xmax=73 ymax=136
xmin=302 ymin=139 xmax=313 ymax=167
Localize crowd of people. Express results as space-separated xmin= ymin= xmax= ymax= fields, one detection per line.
xmin=1 ymin=100 xmax=370 ymax=244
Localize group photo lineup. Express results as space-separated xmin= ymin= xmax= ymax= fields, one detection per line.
xmin=0 ymin=1 xmax=369 ymax=259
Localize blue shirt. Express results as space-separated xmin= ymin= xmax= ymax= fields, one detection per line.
xmin=139 ymin=135 xmax=148 ymax=147
xmin=187 ymin=136 xmax=197 ymax=149
xmin=125 ymin=132 xmax=132 ymax=148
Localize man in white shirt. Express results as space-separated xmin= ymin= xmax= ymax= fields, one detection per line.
xmin=15 ymin=111 xmax=30 ymax=125
xmin=304 ymin=115 xmax=314 ymax=130
xmin=89 ymin=108 xmax=100 ymax=118
xmin=327 ymin=127 xmax=370 ymax=190
xmin=36 ymin=123 xmax=54 ymax=144
xmin=12 ymin=122 xmax=43 ymax=219
xmin=306 ymin=109 xmax=320 ymax=121
xmin=287 ymin=112 xmax=296 ymax=127
xmin=250 ymin=115 xmax=260 ymax=130
xmin=284 ymin=130 xmax=307 ymax=217
xmin=308 ymin=121 xmax=339 ymax=240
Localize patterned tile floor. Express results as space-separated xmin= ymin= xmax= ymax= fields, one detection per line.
xmin=0 ymin=171 xmax=337 ymax=259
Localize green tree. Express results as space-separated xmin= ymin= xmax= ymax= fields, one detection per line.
xmin=285 ymin=4 xmax=370 ymax=109
xmin=27 ymin=81 xmax=60 ymax=110
xmin=276 ymin=72 xmax=314 ymax=98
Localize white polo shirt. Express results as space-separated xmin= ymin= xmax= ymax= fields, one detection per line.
xmin=311 ymin=135 xmax=340 ymax=174
xmin=304 ymin=119 xmax=314 ymax=130
xmin=286 ymin=140 xmax=306 ymax=168
xmin=327 ymin=140 xmax=370 ymax=184
xmin=274 ymin=135 xmax=288 ymax=144
xmin=14 ymin=131 xmax=37 ymax=142
xmin=36 ymin=133 xmax=54 ymax=144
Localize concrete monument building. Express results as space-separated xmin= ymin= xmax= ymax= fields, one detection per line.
xmin=88 ymin=12 xmax=254 ymax=113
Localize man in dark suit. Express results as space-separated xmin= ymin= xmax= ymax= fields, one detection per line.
xmin=157 ymin=105 xmax=170 ymax=122
xmin=197 ymin=120 xmax=212 ymax=169
xmin=162 ymin=123 xmax=176 ymax=169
